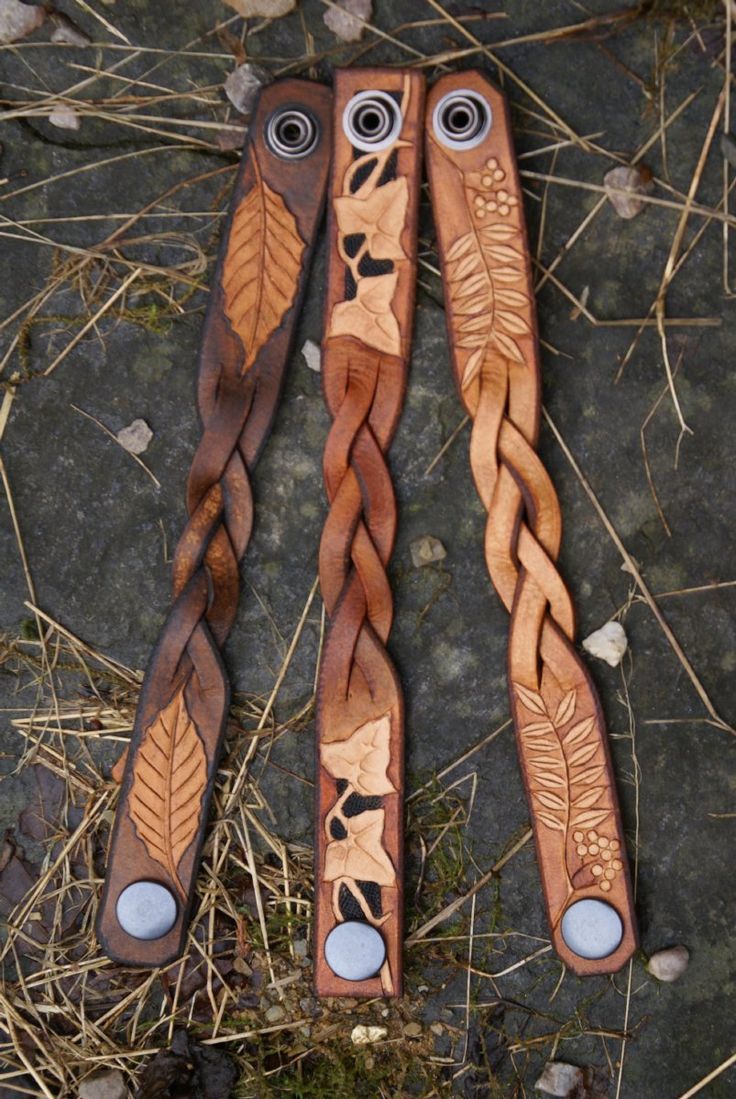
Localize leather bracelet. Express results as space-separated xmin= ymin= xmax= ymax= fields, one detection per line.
xmin=96 ymin=79 xmax=332 ymax=967
xmin=313 ymin=68 xmax=425 ymax=998
xmin=425 ymin=71 xmax=638 ymax=974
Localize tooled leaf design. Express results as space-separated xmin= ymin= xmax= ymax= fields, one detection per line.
xmin=323 ymin=809 xmax=396 ymax=887
xmin=129 ymin=685 xmax=207 ymax=899
xmin=445 ymin=219 xmax=531 ymax=388
xmin=334 ymin=178 xmax=408 ymax=261
xmin=321 ymin=713 xmax=396 ymax=797
xmin=222 ymin=154 xmax=306 ymax=374
xmin=515 ymin=684 xmax=615 ymax=847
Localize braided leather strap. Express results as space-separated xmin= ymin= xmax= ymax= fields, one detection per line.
xmin=426 ymin=72 xmax=637 ymax=974
xmin=314 ymin=70 xmax=425 ymax=998
xmin=97 ymin=80 xmax=332 ymax=966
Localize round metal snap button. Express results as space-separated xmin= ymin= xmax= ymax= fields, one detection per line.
xmin=324 ymin=920 xmax=386 ymax=981
xmin=560 ymin=898 xmax=624 ymax=960
xmin=116 ymin=880 xmax=178 ymax=941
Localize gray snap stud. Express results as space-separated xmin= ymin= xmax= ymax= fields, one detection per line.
xmin=116 ymin=880 xmax=178 ymax=941
xmin=324 ymin=920 xmax=386 ymax=981
xmin=560 ymin=898 xmax=624 ymax=960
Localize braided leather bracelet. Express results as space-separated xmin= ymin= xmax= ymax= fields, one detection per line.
xmin=97 ymin=80 xmax=332 ymax=966
xmin=426 ymin=72 xmax=638 ymax=974
xmin=313 ymin=69 xmax=425 ymax=998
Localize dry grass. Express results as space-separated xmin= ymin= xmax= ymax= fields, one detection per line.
xmin=0 ymin=0 xmax=734 ymax=1095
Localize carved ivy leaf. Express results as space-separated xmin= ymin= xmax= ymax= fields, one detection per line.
xmin=129 ymin=686 xmax=207 ymax=898
xmin=323 ymin=809 xmax=396 ymax=886
xmin=321 ymin=714 xmax=395 ymax=797
xmin=330 ymin=272 xmax=401 ymax=356
xmin=222 ymin=160 xmax=306 ymax=373
xmin=334 ymin=178 xmax=408 ymax=261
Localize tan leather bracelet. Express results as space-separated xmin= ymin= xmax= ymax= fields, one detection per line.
xmin=426 ymin=71 xmax=638 ymax=974
xmin=313 ymin=68 xmax=425 ymax=998
xmin=96 ymin=79 xmax=332 ymax=967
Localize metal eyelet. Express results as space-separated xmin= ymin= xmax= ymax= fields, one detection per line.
xmin=342 ymin=90 xmax=402 ymax=152
xmin=432 ymin=89 xmax=492 ymax=150
xmin=265 ymin=106 xmax=319 ymax=160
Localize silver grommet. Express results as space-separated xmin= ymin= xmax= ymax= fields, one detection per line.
xmin=324 ymin=920 xmax=386 ymax=981
xmin=432 ymin=89 xmax=492 ymax=150
xmin=116 ymin=880 xmax=178 ymax=941
xmin=560 ymin=898 xmax=624 ymax=960
xmin=342 ymin=90 xmax=402 ymax=152
xmin=265 ymin=107 xmax=319 ymax=160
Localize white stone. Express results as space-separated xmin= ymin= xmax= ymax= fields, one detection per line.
xmin=582 ymin=620 xmax=628 ymax=667
xmin=410 ymin=535 xmax=447 ymax=568
xmin=604 ymin=165 xmax=653 ymax=220
xmin=351 ymin=1024 xmax=387 ymax=1046
xmin=49 ymin=105 xmax=81 ymax=132
xmin=647 ymin=944 xmax=689 ymax=982
xmin=0 ymin=0 xmax=45 ymax=44
xmin=224 ymin=63 xmax=270 ymax=115
xmin=301 ymin=338 xmax=321 ymax=373
xmin=116 ymin=418 xmax=153 ymax=455
xmin=560 ymin=898 xmax=623 ymax=960
xmin=534 ymin=1061 xmax=584 ymax=1097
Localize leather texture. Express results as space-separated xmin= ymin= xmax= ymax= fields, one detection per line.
xmin=426 ymin=71 xmax=637 ymax=975
xmin=97 ymin=79 xmax=333 ymax=967
xmin=314 ymin=68 xmax=425 ymax=998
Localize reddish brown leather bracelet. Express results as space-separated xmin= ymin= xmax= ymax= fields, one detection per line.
xmin=313 ymin=68 xmax=425 ymax=998
xmin=97 ymin=80 xmax=332 ymax=967
xmin=426 ymin=71 xmax=637 ymax=974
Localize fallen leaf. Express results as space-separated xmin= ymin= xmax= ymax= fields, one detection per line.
xmin=582 ymin=620 xmax=628 ymax=667
xmin=410 ymin=535 xmax=446 ymax=568
xmin=301 ymin=338 xmax=321 ymax=373
xmin=647 ymin=944 xmax=689 ymax=982
xmin=351 ymin=1024 xmax=387 ymax=1045
xmin=223 ymin=62 xmax=270 ymax=115
xmin=116 ymin=418 xmax=153 ymax=455
xmin=0 ymin=0 xmax=45 ymax=44
xmin=323 ymin=0 xmax=372 ymax=42
xmin=49 ymin=105 xmax=81 ymax=132
xmin=603 ymin=164 xmax=653 ymax=220
xmin=223 ymin=0 xmax=295 ymax=19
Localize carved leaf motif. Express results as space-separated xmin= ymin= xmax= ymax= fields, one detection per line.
xmin=445 ymin=217 xmax=531 ymax=387
xmin=129 ymin=686 xmax=207 ymax=898
xmin=222 ymin=160 xmax=306 ymax=373
xmin=329 ymin=272 xmax=401 ymax=356
xmin=554 ymin=689 xmax=576 ymax=727
xmin=323 ymin=809 xmax=396 ymax=887
xmin=321 ymin=714 xmax=396 ymax=796
xmin=515 ymin=684 xmax=547 ymax=716
xmin=334 ymin=178 xmax=408 ymax=261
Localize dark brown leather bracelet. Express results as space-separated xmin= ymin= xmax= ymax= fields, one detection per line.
xmin=97 ymin=79 xmax=332 ymax=967
xmin=426 ymin=71 xmax=638 ymax=975
xmin=313 ymin=68 xmax=425 ymax=998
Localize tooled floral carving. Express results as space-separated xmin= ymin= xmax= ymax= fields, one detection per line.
xmin=514 ymin=683 xmax=622 ymax=906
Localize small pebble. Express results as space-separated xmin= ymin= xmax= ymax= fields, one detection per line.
xmin=265 ymin=1004 xmax=285 ymax=1024
xmin=603 ymin=164 xmax=653 ymax=220
xmin=582 ymin=620 xmax=628 ymax=667
xmin=116 ymin=418 xmax=153 ymax=455
xmin=0 ymin=0 xmax=45 ymax=44
xmin=534 ymin=1061 xmax=584 ymax=1097
xmin=78 ymin=1070 xmax=127 ymax=1099
xmin=293 ymin=938 xmax=308 ymax=958
xmin=403 ymin=1021 xmax=422 ymax=1038
xmin=301 ymin=338 xmax=321 ymax=373
xmin=50 ymin=13 xmax=90 ymax=45
xmin=351 ymin=1024 xmax=387 ymax=1045
xmin=224 ymin=0 xmax=295 ymax=15
xmin=49 ymin=105 xmax=80 ymax=132
xmin=224 ymin=63 xmax=270 ymax=115
xmin=647 ymin=944 xmax=689 ymax=982
xmin=410 ymin=535 xmax=447 ymax=568
xmin=323 ymin=0 xmax=372 ymax=42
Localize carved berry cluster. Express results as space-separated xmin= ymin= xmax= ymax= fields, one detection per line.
xmin=573 ymin=829 xmax=623 ymax=893
xmin=473 ymin=158 xmax=519 ymax=220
